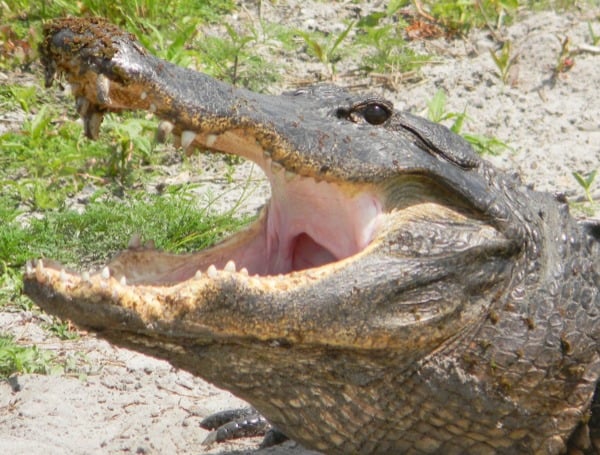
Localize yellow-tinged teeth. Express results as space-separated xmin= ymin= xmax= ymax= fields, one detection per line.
xmin=96 ymin=74 xmax=111 ymax=104
xmin=224 ymin=260 xmax=236 ymax=272
xmin=205 ymin=133 xmax=218 ymax=147
xmin=181 ymin=130 xmax=196 ymax=150
xmin=156 ymin=120 xmax=173 ymax=143
xmin=207 ymin=264 xmax=218 ymax=279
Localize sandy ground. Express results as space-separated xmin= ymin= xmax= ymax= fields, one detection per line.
xmin=1 ymin=3 xmax=599 ymax=454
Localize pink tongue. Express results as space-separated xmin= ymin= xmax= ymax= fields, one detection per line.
xmin=291 ymin=233 xmax=336 ymax=271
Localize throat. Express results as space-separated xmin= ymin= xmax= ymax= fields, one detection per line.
xmin=264 ymin=174 xmax=383 ymax=275
xmin=291 ymin=233 xmax=336 ymax=271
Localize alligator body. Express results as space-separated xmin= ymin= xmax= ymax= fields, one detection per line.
xmin=24 ymin=18 xmax=600 ymax=454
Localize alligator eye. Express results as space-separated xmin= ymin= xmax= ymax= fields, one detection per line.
xmin=362 ymin=103 xmax=390 ymax=125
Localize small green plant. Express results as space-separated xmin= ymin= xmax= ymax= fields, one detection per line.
xmin=490 ymin=41 xmax=515 ymax=84
xmin=198 ymin=24 xmax=279 ymax=91
xmin=424 ymin=0 xmax=519 ymax=34
xmin=0 ymin=335 xmax=57 ymax=378
xmin=7 ymin=85 xmax=38 ymax=113
xmin=356 ymin=15 xmax=429 ymax=75
xmin=297 ymin=21 xmax=355 ymax=78
xmin=426 ymin=89 xmax=509 ymax=155
xmin=129 ymin=18 xmax=201 ymax=68
xmin=45 ymin=320 xmax=80 ymax=341
xmin=427 ymin=89 xmax=468 ymax=133
xmin=552 ymin=36 xmax=575 ymax=81
xmin=573 ymin=170 xmax=597 ymax=203
xmin=588 ymin=22 xmax=600 ymax=45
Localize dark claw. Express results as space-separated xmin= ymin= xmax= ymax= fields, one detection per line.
xmin=201 ymin=407 xmax=271 ymax=445
xmin=260 ymin=427 xmax=289 ymax=448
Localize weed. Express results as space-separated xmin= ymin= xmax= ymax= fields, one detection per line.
xmin=356 ymin=14 xmax=429 ymax=74
xmin=573 ymin=170 xmax=597 ymax=203
xmin=423 ymin=0 xmax=519 ymax=34
xmin=461 ymin=133 xmax=510 ymax=156
xmin=0 ymin=335 xmax=57 ymax=378
xmin=490 ymin=41 xmax=516 ymax=84
xmin=552 ymin=36 xmax=575 ymax=80
xmin=129 ymin=19 xmax=201 ymax=68
xmin=45 ymin=320 xmax=80 ymax=341
xmin=198 ymin=24 xmax=280 ymax=91
xmin=7 ymin=85 xmax=38 ymax=113
xmin=588 ymin=22 xmax=600 ymax=46
xmin=426 ymin=89 xmax=509 ymax=155
xmin=297 ymin=21 xmax=355 ymax=78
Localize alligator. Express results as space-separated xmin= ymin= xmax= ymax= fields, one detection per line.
xmin=24 ymin=17 xmax=600 ymax=455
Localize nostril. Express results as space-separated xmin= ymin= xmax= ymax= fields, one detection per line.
xmin=291 ymin=233 xmax=336 ymax=272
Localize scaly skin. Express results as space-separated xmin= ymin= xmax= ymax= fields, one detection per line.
xmin=24 ymin=18 xmax=600 ymax=454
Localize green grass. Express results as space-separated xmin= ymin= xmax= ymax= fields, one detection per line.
xmin=0 ymin=334 xmax=58 ymax=378
xmin=1 ymin=191 xmax=253 ymax=270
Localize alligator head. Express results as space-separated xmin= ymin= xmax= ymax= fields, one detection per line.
xmin=25 ymin=17 xmax=600 ymax=454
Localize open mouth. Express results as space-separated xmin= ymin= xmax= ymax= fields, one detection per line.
xmin=104 ymin=129 xmax=384 ymax=286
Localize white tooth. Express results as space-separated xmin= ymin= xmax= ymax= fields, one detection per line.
xmin=96 ymin=74 xmax=111 ymax=104
xmin=86 ymin=112 xmax=104 ymax=139
xmin=156 ymin=120 xmax=173 ymax=143
xmin=25 ymin=260 xmax=33 ymax=275
xmin=76 ymin=96 xmax=90 ymax=116
xmin=205 ymin=134 xmax=218 ymax=147
xmin=59 ymin=269 xmax=67 ymax=282
xmin=224 ymin=260 xmax=236 ymax=272
xmin=240 ymin=267 xmax=248 ymax=276
xmin=284 ymin=170 xmax=297 ymax=181
xmin=82 ymin=271 xmax=91 ymax=282
xmin=271 ymin=161 xmax=283 ymax=173
xmin=101 ymin=267 xmax=110 ymax=280
xmin=119 ymin=276 xmax=127 ymax=286
xmin=128 ymin=233 xmax=141 ymax=249
xmin=207 ymin=264 xmax=218 ymax=278
xmin=36 ymin=259 xmax=44 ymax=273
xmin=194 ymin=270 xmax=202 ymax=279
xmin=140 ymin=91 xmax=147 ymax=100
xmin=181 ymin=130 xmax=196 ymax=150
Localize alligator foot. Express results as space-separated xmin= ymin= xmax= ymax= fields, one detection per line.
xmin=200 ymin=407 xmax=270 ymax=445
xmin=200 ymin=407 xmax=289 ymax=447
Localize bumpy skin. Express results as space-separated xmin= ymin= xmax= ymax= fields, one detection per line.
xmin=25 ymin=18 xmax=600 ymax=454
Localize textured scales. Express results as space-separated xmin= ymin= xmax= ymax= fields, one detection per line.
xmin=24 ymin=17 xmax=600 ymax=454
